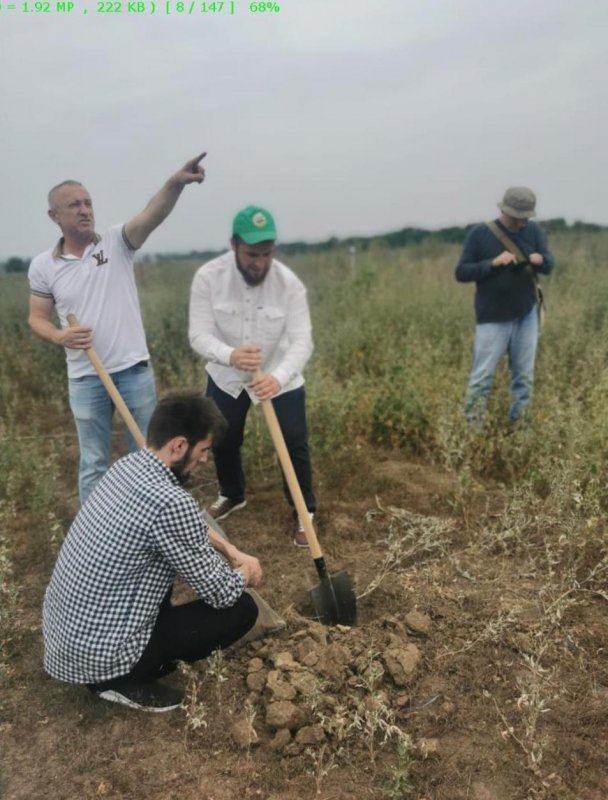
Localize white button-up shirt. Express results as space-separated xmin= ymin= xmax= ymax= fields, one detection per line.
xmin=189 ymin=251 xmax=313 ymax=401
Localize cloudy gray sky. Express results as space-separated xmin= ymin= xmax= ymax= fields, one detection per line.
xmin=1 ymin=0 xmax=606 ymax=259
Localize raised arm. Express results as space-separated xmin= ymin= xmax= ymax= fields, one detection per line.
xmin=123 ymin=152 xmax=206 ymax=250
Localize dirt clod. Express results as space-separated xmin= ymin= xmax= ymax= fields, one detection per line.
xmin=272 ymin=651 xmax=298 ymax=670
xmin=417 ymin=737 xmax=440 ymax=758
xmin=295 ymin=724 xmax=325 ymax=745
xmin=383 ymin=642 xmax=422 ymax=686
xmin=246 ymin=671 xmax=267 ymax=693
xmin=405 ymin=609 xmax=432 ymax=635
xmin=231 ymin=718 xmax=259 ymax=749
xmin=269 ymin=728 xmax=292 ymax=750
xmin=265 ymin=700 xmax=308 ymax=731
xmin=266 ymin=670 xmax=297 ymax=701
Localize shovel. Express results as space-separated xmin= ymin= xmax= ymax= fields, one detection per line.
xmin=255 ymin=377 xmax=357 ymax=626
xmin=66 ymin=314 xmax=146 ymax=446
xmin=66 ymin=314 xmax=286 ymax=640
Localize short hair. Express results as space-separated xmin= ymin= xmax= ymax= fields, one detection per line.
xmin=48 ymin=180 xmax=84 ymax=209
xmin=146 ymin=391 xmax=227 ymax=449
xmin=232 ymin=234 xmax=275 ymax=248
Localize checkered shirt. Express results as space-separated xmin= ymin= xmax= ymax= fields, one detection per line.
xmin=43 ymin=449 xmax=245 ymax=684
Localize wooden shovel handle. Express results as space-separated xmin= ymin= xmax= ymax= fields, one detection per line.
xmin=66 ymin=314 xmax=146 ymax=449
xmin=256 ymin=377 xmax=323 ymax=559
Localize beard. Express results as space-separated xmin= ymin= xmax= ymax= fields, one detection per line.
xmin=170 ymin=469 xmax=191 ymax=487
xmin=235 ymin=254 xmax=270 ymax=286
xmin=170 ymin=449 xmax=192 ymax=487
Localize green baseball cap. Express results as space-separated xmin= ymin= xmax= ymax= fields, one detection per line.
xmin=232 ymin=206 xmax=277 ymax=244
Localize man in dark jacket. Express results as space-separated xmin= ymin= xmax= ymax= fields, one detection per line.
xmin=455 ymin=186 xmax=554 ymax=423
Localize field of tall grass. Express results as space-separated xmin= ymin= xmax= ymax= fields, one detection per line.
xmin=1 ymin=231 xmax=607 ymax=798
xmin=2 ymin=231 xmax=608 ymax=567
xmin=2 ymin=231 xmax=608 ymax=533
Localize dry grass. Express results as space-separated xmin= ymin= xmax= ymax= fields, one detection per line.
xmin=1 ymin=233 xmax=607 ymax=799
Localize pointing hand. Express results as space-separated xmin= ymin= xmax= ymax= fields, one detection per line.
xmin=175 ymin=152 xmax=207 ymax=185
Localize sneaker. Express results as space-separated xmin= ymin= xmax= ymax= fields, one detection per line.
xmin=208 ymin=494 xmax=247 ymax=521
xmin=293 ymin=512 xmax=317 ymax=548
xmin=93 ymin=680 xmax=184 ymax=713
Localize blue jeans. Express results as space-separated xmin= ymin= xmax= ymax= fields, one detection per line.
xmin=68 ymin=362 xmax=156 ymax=505
xmin=464 ymin=306 xmax=539 ymax=423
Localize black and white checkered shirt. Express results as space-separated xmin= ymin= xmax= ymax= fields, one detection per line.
xmin=43 ymin=449 xmax=245 ymax=684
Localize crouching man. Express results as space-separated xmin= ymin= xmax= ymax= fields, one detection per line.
xmin=42 ymin=391 xmax=261 ymax=713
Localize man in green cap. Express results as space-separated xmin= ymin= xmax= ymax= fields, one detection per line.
xmin=188 ymin=206 xmax=317 ymax=546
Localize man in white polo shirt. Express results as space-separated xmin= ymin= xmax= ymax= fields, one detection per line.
xmin=28 ymin=153 xmax=207 ymax=504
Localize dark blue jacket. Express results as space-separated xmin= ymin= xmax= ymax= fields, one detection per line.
xmin=455 ymin=219 xmax=554 ymax=323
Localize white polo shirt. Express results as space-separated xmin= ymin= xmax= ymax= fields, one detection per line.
xmin=189 ymin=251 xmax=313 ymax=401
xmin=28 ymin=225 xmax=150 ymax=379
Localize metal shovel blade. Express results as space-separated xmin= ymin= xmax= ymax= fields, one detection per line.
xmin=310 ymin=569 xmax=357 ymax=626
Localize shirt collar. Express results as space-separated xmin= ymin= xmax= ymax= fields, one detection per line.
xmin=139 ymin=447 xmax=183 ymax=488
xmin=53 ymin=233 xmax=101 ymax=259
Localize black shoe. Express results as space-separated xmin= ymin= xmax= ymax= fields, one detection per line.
xmin=92 ymin=680 xmax=184 ymax=713
xmin=208 ymin=494 xmax=247 ymax=521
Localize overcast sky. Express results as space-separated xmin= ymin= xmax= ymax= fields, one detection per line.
xmin=0 ymin=0 xmax=606 ymax=259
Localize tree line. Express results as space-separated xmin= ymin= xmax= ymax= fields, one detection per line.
xmin=1 ymin=218 xmax=604 ymax=272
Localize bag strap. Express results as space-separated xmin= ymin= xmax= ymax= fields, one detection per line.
xmin=486 ymin=221 xmax=539 ymax=288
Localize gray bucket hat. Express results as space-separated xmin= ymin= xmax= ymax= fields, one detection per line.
xmin=498 ymin=186 xmax=537 ymax=219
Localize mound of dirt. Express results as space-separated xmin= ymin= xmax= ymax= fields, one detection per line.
xmin=223 ymin=612 xmax=436 ymax=757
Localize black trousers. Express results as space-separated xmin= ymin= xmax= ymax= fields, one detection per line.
xmin=90 ymin=589 xmax=257 ymax=690
xmin=206 ymin=377 xmax=316 ymax=512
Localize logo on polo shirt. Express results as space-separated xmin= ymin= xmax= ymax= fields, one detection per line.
xmin=92 ymin=250 xmax=109 ymax=267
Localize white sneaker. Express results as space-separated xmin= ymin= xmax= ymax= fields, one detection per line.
xmin=93 ymin=681 xmax=183 ymax=713
xmin=208 ymin=494 xmax=247 ymax=521
xmin=293 ymin=512 xmax=316 ymax=548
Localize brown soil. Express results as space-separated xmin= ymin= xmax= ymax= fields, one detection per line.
xmin=1 ymin=446 xmax=607 ymax=800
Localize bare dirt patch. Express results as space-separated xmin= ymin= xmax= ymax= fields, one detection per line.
xmin=1 ymin=448 xmax=607 ymax=800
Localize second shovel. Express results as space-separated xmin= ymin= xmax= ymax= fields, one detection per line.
xmin=257 ymin=385 xmax=356 ymax=626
